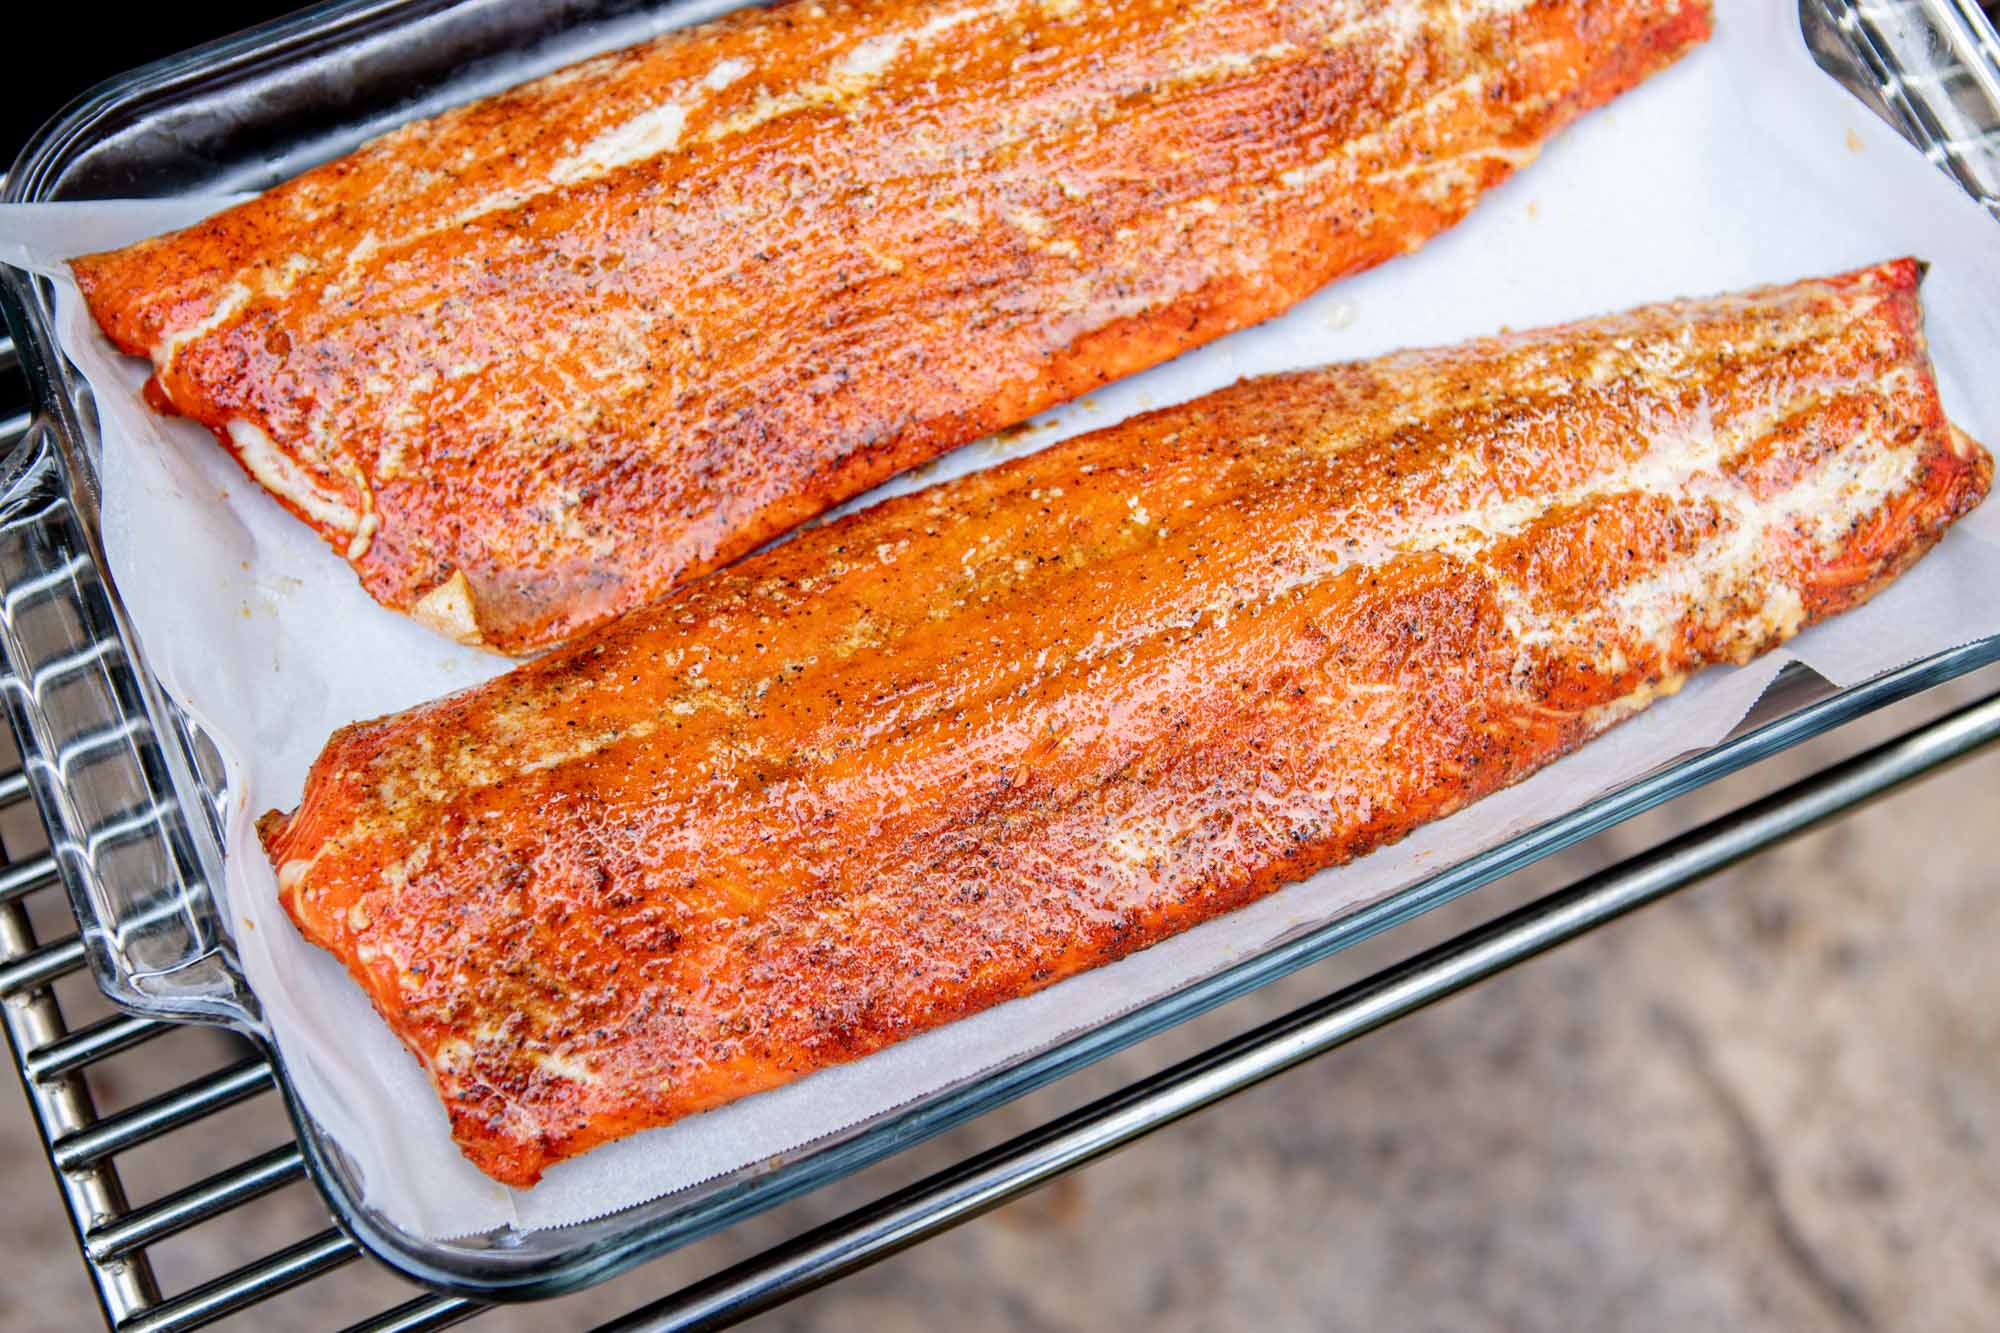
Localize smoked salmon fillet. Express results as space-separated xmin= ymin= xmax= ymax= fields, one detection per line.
xmin=72 ymin=0 xmax=1710 ymax=654
xmin=261 ymin=260 xmax=1988 ymax=1186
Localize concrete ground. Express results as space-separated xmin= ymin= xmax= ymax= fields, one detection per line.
xmin=2 ymin=669 xmax=1996 ymax=1332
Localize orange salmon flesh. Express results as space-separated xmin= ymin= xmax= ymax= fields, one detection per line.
xmin=75 ymin=0 xmax=1710 ymax=652
xmin=262 ymin=260 xmax=1987 ymax=1185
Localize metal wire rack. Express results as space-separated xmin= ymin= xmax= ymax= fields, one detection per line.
xmin=4 ymin=1 xmax=2000 ymax=1328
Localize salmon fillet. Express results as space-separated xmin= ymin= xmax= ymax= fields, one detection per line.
xmin=259 ymin=260 xmax=1988 ymax=1186
xmin=73 ymin=0 xmax=1710 ymax=654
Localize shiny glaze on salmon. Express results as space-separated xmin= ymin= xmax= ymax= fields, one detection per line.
xmin=260 ymin=261 xmax=1987 ymax=1185
xmin=73 ymin=0 xmax=1710 ymax=653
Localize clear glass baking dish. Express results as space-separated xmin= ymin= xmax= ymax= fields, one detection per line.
xmin=2 ymin=0 xmax=1997 ymax=1302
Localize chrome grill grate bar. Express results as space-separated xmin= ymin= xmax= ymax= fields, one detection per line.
xmin=0 ymin=930 xmax=85 ymax=994
xmin=86 ymin=1143 xmax=307 ymax=1263
xmin=0 ymin=766 xmax=160 ymax=1325
xmin=51 ymin=1058 xmax=275 ymax=1172
xmin=342 ymin=1296 xmax=485 ymax=1333
xmin=0 ymin=851 xmax=56 ymax=903
xmin=23 ymin=1013 xmax=172 ymax=1082
xmin=117 ymin=1231 xmax=362 ymax=1333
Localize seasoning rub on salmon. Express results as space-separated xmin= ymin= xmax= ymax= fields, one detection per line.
xmin=73 ymin=0 xmax=1710 ymax=654
xmin=260 ymin=260 xmax=1988 ymax=1186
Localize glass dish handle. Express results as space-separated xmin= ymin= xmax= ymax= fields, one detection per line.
xmin=1802 ymin=0 xmax=2000 ymax=219
xmin=0 ymin=411 xmax=260 ymax=1029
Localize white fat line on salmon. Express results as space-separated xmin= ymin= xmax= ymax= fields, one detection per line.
xmin=1278 ymin=39 xmax=1566 ymax=195
xmin=699 ymin=1 xmax=1002 ymax=144
xmin=547 ymin=57 xmax=751 ymax=184
xmin=224 ymin=418 xmax=364 ymax=540
xmin=355 ymin=48 xmax=762 ymax=241
xmin=1281 ymin=69 xmax=1493 ymax=189
xmin=336 ymin=390 xmax=1924 ymax=875
xmin=1487 ymin=382 xmax=1922 ymax=669
xmin=1364 ymin=142 xmax=1545 ymax=204
xmin=703 ymin=0 xmax=1284 ymax=160
xmin=1105 ymin=368 xmax=1906 ymax=673
xmin=340 ymin=289 xmax=1911 ymax=821
xmin=727 ymin=369 xmax=1903 ymax=758
xmin=176 ymin=1 xmax=1560 ymax=363
xmin=1335 ymin=294 xmax=1887 ymax=448
xmin=1170 ymin=38 xmax=1304 ymax=83
xmin=373 ymin=363 xmax=1916 ymax=811
xmin=150 ymin=252 xmax=313 ymax=377
xmin=1316 ymin=0 xmax=1542 ymax=52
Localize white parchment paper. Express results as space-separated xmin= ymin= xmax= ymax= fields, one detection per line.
xmin=4 ymin=0 xmax=2000 ymax=1239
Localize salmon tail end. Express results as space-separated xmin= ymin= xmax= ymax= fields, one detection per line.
xmin=255 ymin=807 xmax=296 ymax=863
